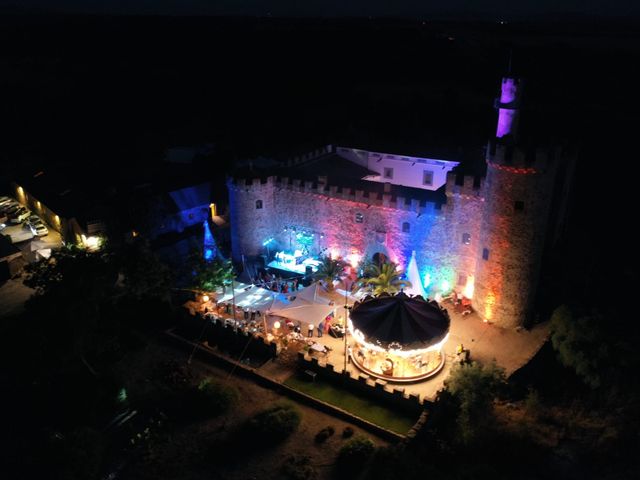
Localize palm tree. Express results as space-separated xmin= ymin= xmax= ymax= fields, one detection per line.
xmin=362 ymin=261 xmax=412 ymax=296
xmin=313 ymin=255 xmax=346 ymax=292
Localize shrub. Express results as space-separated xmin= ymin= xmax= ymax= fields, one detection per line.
xmin=524 ymin=388 xmax=542 ymax=420
xmin=444 ymin=361 xmax=506 ymax=444
xmin=196 ymin=377 xmax=238 ymax=415
xmin=342 ymin=426 xmax=354 ymax=439
xmin=281 ymin=455 xmax=317 ymax=480
xmin=335 ymin=436 xmax=375 ymax=478
xmin=314 ymin=426 xmax=335 ymax=443
xmin=246 ymin=403 xmax=301 ymax=442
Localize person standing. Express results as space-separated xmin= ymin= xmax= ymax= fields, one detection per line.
xmin=317 ymin=321 xmax=324 ymax=338
xmin=308 ymin=323 xmax=314 ymax=338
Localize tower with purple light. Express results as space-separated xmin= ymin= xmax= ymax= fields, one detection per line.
xmin=228 ymin=76 xmax=573 ymax=328
xmin=495 ymin=77 xmax=522 ymax=140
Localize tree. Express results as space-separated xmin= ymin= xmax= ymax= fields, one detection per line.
xmin=362 ymin=261 xmax=412 ymax=295
xmin=443 ymin=361 xmax=506 ymax=444
xmin=187 ymin=250 xmax=235 ymax=294
xmin=313 ymin=255 xmax=346 ymax=292
xmin=115 ymin=239 xmax=171 ymax=302
xmin=23 ymin=244 xmax=118 ymax=376
xmin=549 ymin=305 xmax=611 ymax=389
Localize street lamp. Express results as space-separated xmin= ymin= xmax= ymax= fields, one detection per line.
xmin=342 ymin=278 xmax=355 ymax=374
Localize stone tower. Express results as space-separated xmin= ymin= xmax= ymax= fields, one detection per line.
xmin=228 ymin=176 xmax=276 ymax=262
xmin=473 ymin=77 xmax=559 ymax=328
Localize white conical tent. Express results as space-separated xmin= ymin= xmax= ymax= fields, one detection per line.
xmin=405 ymin=250 xmax=428 ymax=299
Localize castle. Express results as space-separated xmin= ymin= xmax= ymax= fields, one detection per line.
xmin=228 ymin=77 xmax=574 ymax=328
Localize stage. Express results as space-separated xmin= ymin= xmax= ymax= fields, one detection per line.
xmin=267 ymin=250 xmax=321 ymax=276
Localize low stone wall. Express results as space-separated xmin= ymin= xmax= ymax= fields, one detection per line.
xmin=177 ymin=310 xmax=277 ymax=364
xmin=164 ymin=328 xmax=405 ymax=442
xmin=296 ymin=352 xmax=428 ymax=416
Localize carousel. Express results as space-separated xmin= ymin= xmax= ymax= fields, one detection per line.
xmin=348 ymin=291 xmax=450 ymax=383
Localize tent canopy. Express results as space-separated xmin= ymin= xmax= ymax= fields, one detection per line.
xmin=269 ymin=281 xmax=337 ymax=324
xmin=215 ymin=283 xmax=289 ymax=310
xmin=349 ymin=292 xmax=450 ymax=351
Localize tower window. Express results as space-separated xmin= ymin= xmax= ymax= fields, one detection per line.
xmin=355 ymin=213 xmax=364 ymax=223
xmin=482 ymin=248 xmax=490 ymax=261
xmin=402 ymin=222 xmax=410 ymax=233
xmin=423 ymin=170 xmax=434 ymax=186
xmin=462 ymin=233 xmax=471 ymax=245
xmin=457 ymin=274 xmax=466 ymax=286
xmin=514 ymin=200 xmax=525 ymax=212
xmin=256 ymin=200 xmax=263 ymax=209
xmin=383 ymin=167 xmax=394 ymax=179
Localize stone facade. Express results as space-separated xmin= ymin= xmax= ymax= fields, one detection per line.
xmin=228 ymin=77 xmax=570 ymax=328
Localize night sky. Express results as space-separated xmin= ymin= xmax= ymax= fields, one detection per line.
xmin=3 ymin=0 xmax=640 ymax=18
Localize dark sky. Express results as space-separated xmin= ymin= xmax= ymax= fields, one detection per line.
xmin=3 ymin=0 xmax=640 ymax=18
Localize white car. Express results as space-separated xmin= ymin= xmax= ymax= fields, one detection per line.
xmin=32 ymin=223 xmax=49 ymax=237
xmin=10 ymin=207 xmax=31 ymax=224
xmin=0 ymin=196 xmax=13 ymax=206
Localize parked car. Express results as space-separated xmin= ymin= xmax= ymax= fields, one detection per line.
xmin=1 ymin=201 xmax=20 ymax=214
xmin=10 ymin=207 xmax=31 ymax=224
xmin=32 ymin=223 xmax=49 ymax=237
xmin=0 ymin=196 xmax=14 ymax=207
xmin=4 ymin=203 xmax=22 ymax=215
xmin=27 ymin=214 xmax=42 ymax=224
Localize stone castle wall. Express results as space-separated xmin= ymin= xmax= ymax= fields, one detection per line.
xmin=229 ymin=175 xmax=485 ymax=298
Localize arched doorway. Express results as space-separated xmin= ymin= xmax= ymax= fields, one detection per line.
xmin=372 ymin=252 xmax=388 ymax=266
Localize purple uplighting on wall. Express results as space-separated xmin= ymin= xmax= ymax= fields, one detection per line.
xmin=496 ymin=77 xmax=520 ymax=139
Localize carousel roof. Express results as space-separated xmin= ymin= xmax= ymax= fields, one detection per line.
xmin=349 ymin=292 xmax=450 ymax=351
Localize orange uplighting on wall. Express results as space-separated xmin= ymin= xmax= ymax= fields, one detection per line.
xmin=484 ymin=291 xmax=496 ymax=321
xmin=463 ymin=275 xmax=475 ymax=299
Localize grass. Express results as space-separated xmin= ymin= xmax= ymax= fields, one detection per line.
xmin=284 ymin=374 xmax=417 ymax=434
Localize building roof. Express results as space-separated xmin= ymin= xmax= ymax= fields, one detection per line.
xmin=0 ymin=234 xmax=21 ymax=260
xmin=232 ymin=152 xmax=448 ymax=206
xmin=13 ymin=162 xmax=212 ymax=225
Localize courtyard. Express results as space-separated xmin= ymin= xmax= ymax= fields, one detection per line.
xmin=185 ymin=282 xmax=550 ymax=404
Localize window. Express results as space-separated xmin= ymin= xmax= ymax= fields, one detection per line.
xmin=423 ymin=170 xmax=434 ymax=186
xmin=514 ymin=200 xmax=525 ymax=212
xmin=383 ymin=167 xmax=394 ymax=179
xmin=462 ymin=233 xmax=471 ymax=245
xmin=402 ymin=222 xmax=410 ymax=233
xmin=482 ymin=248 xmax=490 ymax=261
xmin=355 ymin=213 xmax=364 ymax=223
xmin=457 ymin=274 xmax=466 ymax=286
xmin=256 ymin=200 xmax=263 ymax=209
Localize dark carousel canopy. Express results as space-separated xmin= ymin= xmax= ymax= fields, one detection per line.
xmin=349 ymin=292 xmax=450 ymax=351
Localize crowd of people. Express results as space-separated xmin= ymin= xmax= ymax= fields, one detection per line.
xmin=254 ymin=269 xmax=303 ymax=294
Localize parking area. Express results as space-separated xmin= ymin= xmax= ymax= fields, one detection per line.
xmin=1 ymin=195 xmax=63 ymax=263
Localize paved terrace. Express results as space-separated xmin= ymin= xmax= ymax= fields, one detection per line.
xmin=259 ymin=308 xmax=549 ymax=402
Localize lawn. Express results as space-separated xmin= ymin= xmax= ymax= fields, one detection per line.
xmin=284 ymin=374 xmax=418 ymax=434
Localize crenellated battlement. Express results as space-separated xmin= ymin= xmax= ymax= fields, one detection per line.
xmin=228 ymin=175 xmax=444 ymax=215
xmin=285 ymin=144 xmax=334 ymax=166
xmin=486 ymin=141 xmax=562 ymax=174
xmin=445 ymin=171 xmax=485 ymax=200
